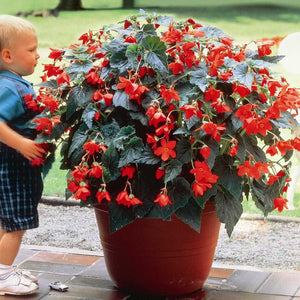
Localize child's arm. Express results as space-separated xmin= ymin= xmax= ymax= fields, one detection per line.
xmin=0 ymin=121 xmax=45 ymax=161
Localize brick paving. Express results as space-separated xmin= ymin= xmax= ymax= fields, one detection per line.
xmin=7 ymin=246 xmax=300 ymax=299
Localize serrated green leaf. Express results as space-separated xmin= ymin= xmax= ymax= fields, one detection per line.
xmin=164 ymin=159 xmax=183 ymax=183
xmin=82 ymin=103 xmax=97 ymax=129
xmin=190 ymin=66 xmax=208 ymax=92
xmin=68 ymin=125 xmax=88 ymax=159
xmin=132 ymin=145 xmax=160 ymax=165
xmin=101 ymin=144 xmax=121 ymax=181
xmin=65 ymin=60 xmax=93 ymax=74
xmin=118 ymin=136 xmax=145 ymax=167
xmin=213 ymin=155 xmax=242 ymax=199
xmin=214 ymin=191 xmax=243 ymax=237
xmin=142 ymin=36 xmax=168 ymax=74
xmin=148 ymin=177 xmax=192 ymax=220
xmin=232 ymin=62 xmax=254 ymax=90
xmin=176 ymin=138 xmax=192 ymax=164
xmin=113 ymin=126 xmax=135 ymax=150
xmin=113 ymin=90 xmax=138 ymax=112
xmin=175 ymin=198 xmax=202 ymax=232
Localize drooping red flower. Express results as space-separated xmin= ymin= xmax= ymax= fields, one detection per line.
xmin=68 ymin=180 xmax=79 ymax=193
xmin=275 ymin=140 xmax=293 ymax=156
xmin=70 ymin=167 xmax=89 ymax=182
xmin=48 ymin=48 xmax=64 ymax=61
xmin=273 ymin=197 xmax=288 ymax=212
xmin=83 ymin=140 xmax=101 ymax=155
xmin=40 ymin=94 xmax=60 ymax=112
xmin=89 ymin=163 xmax=103 ymax=178
xmin=86 ymin=70 xmax=105 ymax=86
xmin=154 ymin=193 xmax=172 ymax=207
xmin=233 ymin=84 xmax=251 ymax=98
xmin=266 ymin=145 xmax=278 ymax=156
xmin=116 ymin=191 xmax=142 ymax=207
xmin=154 ymin=139 xmax=177 ymax=161
xmin=192 ymin=182 xmax=212 ymax=197
xmin=205 ymin=85 xmax=221 ymax=102
xmin=257 ymin=40 xmax=274 ymax=57
xmin=200 ymin=146 xmax=211 ymax=159
xmin=96 ymin=190 xmax=111 ymax=203
xmin=168 ymin=61 xmax=184 ymax=75
xmin=190 ymin=161 xmax=218 ymax=183
xmin=121 ymin=166 xmax=136 ymax=179
xmin=160 ymin=86 xmax=180 ymax=103
xmin=124 ymin=35 xmax=137 ymax=43
xmin=235 ymin=103 xmax=254 ymax=121
xmin=148 ymin=111 xmax=167 ymax=128
xmin=56 ymin=72 xmax=70 ymax=86
xmin=236 ymin=161 xmax=269 ymax=180
xmin=34 ymin=118 xmax=53 ymax=134
xmin=161 ymin=22 xmax=183 ymax=44
xmin=155 ymin=167 xmax=165 ymax=179
xmin=116 ymin=76 xmax=136 ymax=95
xmin=196 ymin=122 xmax=226 ymax=142
xmin=74 ymin=184 xmax=91 ymax=201
xmin=180 ymin=104 xmax=202 ymax=119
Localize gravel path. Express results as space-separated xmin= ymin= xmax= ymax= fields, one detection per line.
xmin=23 ymin=203 xmax=300 ymax=271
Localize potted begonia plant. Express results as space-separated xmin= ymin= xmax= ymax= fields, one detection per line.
xmin=28 ymin=10 xmax=300 ymax=296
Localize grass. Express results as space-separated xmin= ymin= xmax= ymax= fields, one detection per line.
xmin=2 ymin=0 xmax=300 ymax=215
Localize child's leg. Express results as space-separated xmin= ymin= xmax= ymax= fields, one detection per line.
xmin=0 ymin=226 xmax=5 ymax=241
xmin=0 ymin=230 xmax=25 ymax=265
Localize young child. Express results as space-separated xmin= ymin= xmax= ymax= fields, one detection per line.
xmin=0 ymin=15 xmax=46 ymax=295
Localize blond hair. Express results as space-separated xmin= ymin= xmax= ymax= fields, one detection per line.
xmin=0 ymin=15 xmax=36 ymax=50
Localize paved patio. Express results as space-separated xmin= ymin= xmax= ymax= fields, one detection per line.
xmin=6 ymin=245 xmax=300 ymax=299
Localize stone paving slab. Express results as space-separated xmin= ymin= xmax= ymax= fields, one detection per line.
xmin=6 ymin=246 xmax=300 ymax=300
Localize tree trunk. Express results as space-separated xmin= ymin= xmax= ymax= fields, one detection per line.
xmin=56 ymin=0 xmax=83 ymax=11
xmin=122 ymin=0 xmax=135 ymax=9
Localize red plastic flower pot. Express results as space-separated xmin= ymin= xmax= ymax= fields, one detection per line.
xmin=94 ymin=201 xmax=221 ymax=297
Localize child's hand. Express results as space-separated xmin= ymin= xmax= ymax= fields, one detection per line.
xmin=18 ymin=138 xmax=47 ymax=161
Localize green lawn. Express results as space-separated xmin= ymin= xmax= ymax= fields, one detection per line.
xmin=2 ymin=0 xmax=300 ymax=215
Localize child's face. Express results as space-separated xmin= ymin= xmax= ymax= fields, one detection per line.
xmin=8 ymin=29 xmax=40 ymax=77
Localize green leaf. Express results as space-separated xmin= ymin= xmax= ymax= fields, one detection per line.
xmin=108 ymin=201 xmax=136 ymax=232
xmin=232 ymin=62 xmax=254 ymax=90
xmin=164 ymin=159 xmax=183 ymax=183
xmin=110 ymin=47 xmax=129 ymax=72
xmin=82 ymin=103 xmax=97 ymax=129
xmin=214 ymin=191 xmax=243 ymax=237
xmin=213 ymin=155 xmax=242 ymax=199
xmin=251 ymin=177 xmax=286 ymax=215
xmin=176 ymin=138 xmax=192 ymax=164
xmin=65 ymin=60 xmax=93 ymax=74
xmin=190 ymin=65 xmax=209 ymax=92
xmin=148 ymin=177 xmax=192 ymax=220
xmin=126 ymin=44 xmax=141 ymax=68
xmin=113 ymin=90 xmax=138 ymax=112
xmin=202 ymin=25 xmax=229 ymax=39
xmin=118 ymin=136 xmax=145 ymax=167
xmin=243 ymin=135 xmax=267 ymax=163
xmin=68 ymin=125 xmax=88 ymax=159
xmin=155 ymin=15 xmax=173 ymax=26
xmin=102 ymin=144 xmax=121 ymax=181
xmin=42 ymin=143 xmax=56 ymax=178
xmin=67 ymin=82 xmax=96 ymax=119
xmin=175 ymin=198 xmax=202 ymax=232
xmin=135 ymin=23 xmax=157 ymax=42
xmin=142 ymin=36 xmax=168 ymax=74
xmin=100 ymin=121 xmax=120 ymax=146
xmin=132 ymin=145 xmax=160 ymax=165
xmin=113 ymin=126 xmax=135 ymax=150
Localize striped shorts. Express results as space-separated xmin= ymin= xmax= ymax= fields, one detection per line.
xmin=0 ymin=143 xmax=43 ymax=232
